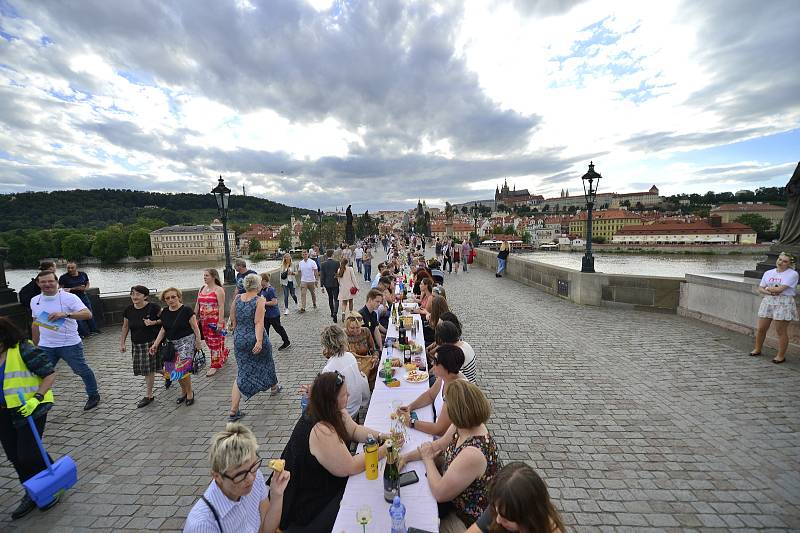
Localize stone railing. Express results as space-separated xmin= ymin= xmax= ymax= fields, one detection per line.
xmin=473 ymin=248 xmax=682 ymax=312
xmin=0 ymin=268 xmax=282 ymax=329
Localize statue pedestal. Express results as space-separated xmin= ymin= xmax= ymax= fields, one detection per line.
xmin=744 ymin=244 xmax=800 ymax=279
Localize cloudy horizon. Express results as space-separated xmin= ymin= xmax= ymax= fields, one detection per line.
xmin=0 ymin=0 xmax=798 ymax=211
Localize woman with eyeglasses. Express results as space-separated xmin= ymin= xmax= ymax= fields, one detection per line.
xmin=149 ymin=287 xmax=202 ymax=406
xmin=120 ymin=285 xmax=162 ymax=408
xmin=750 ymin=252 xmax=799 ymax=364
xmin=465 ymin=462 xmax=563 ymax=533
xmin=398 ymin=344 xmax=468 ymax=437
xmin=277 ymin=372 xmax=400 ymax=532
xmin=184 ymin=422 xmax=290 ymax=533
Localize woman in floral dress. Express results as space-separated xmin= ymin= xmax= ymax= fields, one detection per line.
xmin=195 ymin=268 xmax=229 ymax=377
xmin=228 ymin=274 xmax=281 ymax=422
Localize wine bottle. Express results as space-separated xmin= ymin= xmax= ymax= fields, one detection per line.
xmin=383 ymin=442 xmax=400 ymax=502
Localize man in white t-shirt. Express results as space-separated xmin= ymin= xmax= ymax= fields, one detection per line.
xmin=354 ymin=244 xmax=364 ymax=274
xmin=297 ymin=250 xmax=319 ymax=313
xmin=30 ymin=270 xmax=101 ymax=410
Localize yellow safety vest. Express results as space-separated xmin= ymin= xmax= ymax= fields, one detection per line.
xmin=2 ymin=343 xmax=54 ymax=408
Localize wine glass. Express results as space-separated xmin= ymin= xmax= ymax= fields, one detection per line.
xmin=356 ymin=505 xmax=372 ymax=532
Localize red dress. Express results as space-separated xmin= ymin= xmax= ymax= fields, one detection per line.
xmin=197 ymin=288 xmax=229 ymax=369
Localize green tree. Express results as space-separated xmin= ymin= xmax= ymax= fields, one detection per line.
xmin=248 ymin=238 xmax=261 ymax=253
xmin=135 ymin=217 xmax=168 ymax=231
xmin=735 ymin=214 xmax=773 ymax=240
xmin=592 ymin=236 xmax=607 ymax=244
xmin=522 ymin=231 xmax=532 ymax=244
xmin=504 ymin=225 xmax=517 ymax=235
xmin=127 ymin=228 xmax=152 ymax=258
xmin=61 ymin=233 xmax=91 ymax=261
xmin=300 ymin=218 xmax=317 ymax=249
xmin=278 ymin=227 xmax=292 ymax=251
xmin=5 ymin=233 xmax=49 ymax=267
xmin=92 ymin=228 xmax=129 ymax=263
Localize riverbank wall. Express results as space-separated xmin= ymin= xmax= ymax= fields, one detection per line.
xmin=474 ymin=248 xmax=683 ymax=312
xmin=548 ymin=244 xmax=769 ymax=255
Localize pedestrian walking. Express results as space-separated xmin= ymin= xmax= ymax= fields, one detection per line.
xmin=196 ymin=268 xmax=229 ymax=377
xmin=31 ymin=270 xmax=100 ymax=411
xmin=336 ymin=258 xmax=359 ymax=323
xmin=120 ymin=285 xmax=163 ymax=408
xmin=496 ymin=241 xmax=510 ymax=277
xmin=453 ymin=241 xmax=461 ymax=274
xmin=149 ymin=287 xmax=201 ymax=406
xmin=279 ymin=253 xmax=298 ymax=315
xmin=0 ymin=317 xmax=60 ymax=520
xmin=260 ymin=273 xmax=290 ymax=351
xmin=461 ymin=239 xmax=471 ymax=272
xmin=297 ymin=250 xmax=319 ymax=313
xmin=319 ymin=250 xmax=340 ymax=322
xmin=228 ymin=274 xmax=281 ymax=422
xmin=234 ymin=259 xmax=258 ymax=294
xmin=354 ymin=243 xmax=364 ymax=274
xmin=58 ymin=262 xmax=102 ymax=337
xmin=442 ymin=240 xmax=453 ymax=273
xmin=363 ymin=247 xmax=373 ymax=282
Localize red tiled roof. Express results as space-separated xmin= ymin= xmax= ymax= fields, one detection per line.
xmin=572 ymin=210 xmax=642 ymax=221
xmin=616 ymin=221 xmax=755 ymax=235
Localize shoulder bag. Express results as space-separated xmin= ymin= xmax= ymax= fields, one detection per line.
xmin=158 ymin=306 xmax=186 ymax=363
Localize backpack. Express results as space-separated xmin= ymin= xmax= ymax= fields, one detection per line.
xmin=18 ymin=278 xmax=40 ymax=309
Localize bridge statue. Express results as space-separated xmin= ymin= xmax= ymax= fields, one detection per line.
xmin=345 ymin=205 xmax=355 ymax=244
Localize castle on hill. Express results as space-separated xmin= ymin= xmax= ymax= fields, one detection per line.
xmin=495 ymin=179 xmax=544 ymax=205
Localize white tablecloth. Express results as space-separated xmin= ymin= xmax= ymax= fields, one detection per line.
xmin=332 ymin=313 xmax=439 ymax=533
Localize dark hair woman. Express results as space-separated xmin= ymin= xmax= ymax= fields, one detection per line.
xmin=120 ymin=285 xmax=163 ymax=408
xmin=0 ymin=317 xmax=59 ymax=519
xmin=466 ymin=462 xmax=564 ymax=533
xmin=277 ymin=372 xmax=399 ymax=531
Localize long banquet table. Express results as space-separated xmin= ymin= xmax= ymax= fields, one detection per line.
xmin=331 ymin=311 xmax=439 ymax=532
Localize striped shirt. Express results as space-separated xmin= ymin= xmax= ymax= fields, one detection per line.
xmin=458 ymin=340 xmax=477 ymax=383
xmin=184 ymin=469 xmax=267 ymax=533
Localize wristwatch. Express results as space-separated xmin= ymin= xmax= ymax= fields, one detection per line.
xmin=410 ymin=417 xmax=416 ymax=429
xmin=34 ymin=393 xmax=44 ymax=401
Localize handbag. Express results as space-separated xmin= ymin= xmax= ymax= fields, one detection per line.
xmin=281 ymin=269 xmax=288 ymax=280
xmin=350 ymin=286 xmax=358 ymax=295
xmin=192 ymin=348 xmax=207 ymax=374
xmin=158 ymin=306 xmax=186 ymax=363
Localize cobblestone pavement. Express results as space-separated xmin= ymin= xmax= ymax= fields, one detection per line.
xmin=2 ymin=255 xmax=799 ymax=532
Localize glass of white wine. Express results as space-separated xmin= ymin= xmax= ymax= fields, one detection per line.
xmin=356 ymin=505 xmax=372 ymax=532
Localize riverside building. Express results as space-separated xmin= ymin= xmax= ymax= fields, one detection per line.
xmin=612 ymin=216 xmax=757 ymax=245
xmin=150 ymin=220 xmax=237 ymax=263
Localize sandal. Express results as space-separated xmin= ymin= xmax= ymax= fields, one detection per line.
xmin=206 ymin=368 xmax=218 ymax=377
xmin=270 ymin=384 xmax=283 ymax=396
xmin=228 ymin=410 xmax=244 ymax=422
xmin=749 ymin=351 xmax=762 ymax=357
xmin=136 ymin=397 xmax=154 ymax=408
xmin=185 ymin=394 xmax=195 ymax=406
xmin=772 ymin=358 xmax=786 ymax=364
xmin=176 ymin=396 xmax=186 ymax=404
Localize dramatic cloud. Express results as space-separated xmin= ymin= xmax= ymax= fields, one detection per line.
xmin=0 ymin=0 xmax=798 ymax=210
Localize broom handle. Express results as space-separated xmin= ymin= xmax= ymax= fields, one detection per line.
xmin=17 ymin=393 xmax=54 ymax=472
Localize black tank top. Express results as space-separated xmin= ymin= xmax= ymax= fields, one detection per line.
xmin=279 ymin=414 xmax=348 ymax=529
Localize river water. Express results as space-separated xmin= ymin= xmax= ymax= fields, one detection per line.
xmin=516 ymin=251 xmax=762 ymax=278
xmin=5 ymin=259 xmax=282 ymax=295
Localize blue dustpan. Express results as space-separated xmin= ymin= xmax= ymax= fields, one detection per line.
xmin=18 ymin=393 xmax=78 ymax=507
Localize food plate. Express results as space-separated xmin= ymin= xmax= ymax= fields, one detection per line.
xmin=404 ymin=370 xmax=429 ymax=383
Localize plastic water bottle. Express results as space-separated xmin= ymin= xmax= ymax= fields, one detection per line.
xmin=389 ymin=496 xmax=406 ymax=533
xmin=208 ymin=323 xmax=227 ymax=337
xmin=300 ymin=392 xmax=308 ymax=413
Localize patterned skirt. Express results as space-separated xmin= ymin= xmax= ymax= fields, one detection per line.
xmin=132 ymin=341 xmax=161 ymax=376
xmin=164 ymin=334 xmax=195 ymax=381
xmin=758 ymin=295 xmax=799 ymax=321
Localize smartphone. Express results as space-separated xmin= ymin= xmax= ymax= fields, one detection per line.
xmin=410 ymin=411 xmax=419 ymax=421
xmin=399 ymin=470 xmax=419 ymax=487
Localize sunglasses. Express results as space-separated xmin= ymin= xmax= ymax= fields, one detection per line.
xmin=222 ymin=456 xmax=262 ymax=484
xmin=334 ymin=370 xmax=345 ymax=387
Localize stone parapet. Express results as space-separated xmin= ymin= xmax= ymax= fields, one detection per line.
xmin=473 ymin=248 xmax=682 ymax=312
xmin=678 ymin=272 xmax=800 ymax=355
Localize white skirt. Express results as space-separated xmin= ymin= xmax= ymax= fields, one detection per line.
xmin=758 ymin=295 xmax=799 ymax=321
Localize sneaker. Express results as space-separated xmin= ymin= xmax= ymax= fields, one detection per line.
xmin=284 ymin=309 xmax=289 ymax=315
xmin=84 ymin=395 xmax=100 ymax=411
xmin=11 ymin=494 xmax=35 ymax=520
xmin=278 ymin=341 xmax=291 ymax=351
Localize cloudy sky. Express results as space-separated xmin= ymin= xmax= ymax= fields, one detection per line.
xmin=0 ymin=0 xmax=798 ymax=211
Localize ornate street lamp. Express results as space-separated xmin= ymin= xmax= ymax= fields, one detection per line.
xmin=581 ymin=161 xmax=601 ymax=273
xmin=473 ymin=202 xmax=479 ymax=238
xmin=211 ymin=176 xmax=235 ymax=284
